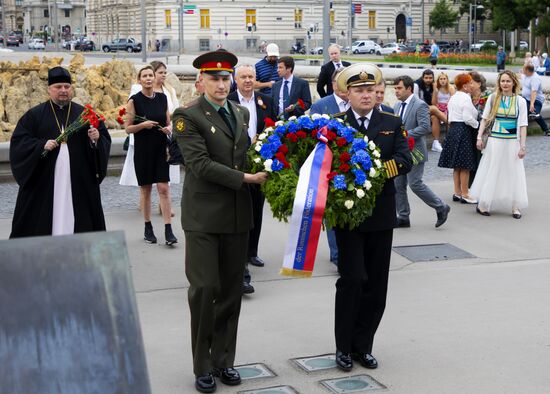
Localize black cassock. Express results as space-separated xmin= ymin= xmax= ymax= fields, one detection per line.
xmin=9 ymin=101 xmax=111 ymax=238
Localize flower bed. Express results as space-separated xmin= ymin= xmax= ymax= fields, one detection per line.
xmin=385 ymin=52 xmax=502 ymax=66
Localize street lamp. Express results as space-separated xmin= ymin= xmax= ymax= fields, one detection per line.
xmin=468 ymin=3 xmax=484 ymax=53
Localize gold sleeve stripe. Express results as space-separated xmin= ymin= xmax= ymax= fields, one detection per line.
xmin=384 ymin=159 xmax=398 ymax=178
xmin=390 ymin=159 xmax=398 ymax=177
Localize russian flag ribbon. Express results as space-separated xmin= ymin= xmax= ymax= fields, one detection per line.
xmin=281 ymin=129 xmax=333 ymax=277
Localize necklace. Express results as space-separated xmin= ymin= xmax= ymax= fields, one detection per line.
xmin=142 ymin=90 xmax=156 ymax=99
xmin=50 ymin=100 xmax=72 ymax=139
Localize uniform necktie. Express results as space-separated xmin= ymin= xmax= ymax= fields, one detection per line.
xmin=283 ymin=80 xmax=290 ymax=112
xmin=399 ymin=102 xmax=407 ymax=119
xmin=358 ymin=116 xmax=368 ymax=132
xmin=218 ymin=107 xmax=234 ymax=136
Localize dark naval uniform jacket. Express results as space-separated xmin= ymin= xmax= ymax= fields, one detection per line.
xmin=172 ymin=95 xmax=252 ymax=234
xmin=337 ymin=107 xmax=412 ymax=231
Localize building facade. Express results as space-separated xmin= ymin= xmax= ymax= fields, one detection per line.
xmin=22 ymin=0 xmax=86 ymax=39
xmin=1 ymin=0 xmax=24 ymax=33
xmin=86 ymin=0 xmax=500 ymax=53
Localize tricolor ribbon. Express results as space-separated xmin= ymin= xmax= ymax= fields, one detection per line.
xmin=281 ymin=127 xmax=333 ymax=277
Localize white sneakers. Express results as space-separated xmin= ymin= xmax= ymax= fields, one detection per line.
xmin=431 ymin=139 xmax=443 ymax=152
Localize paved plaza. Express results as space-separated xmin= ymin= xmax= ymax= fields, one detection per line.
xmin=1 ymin=139 xmax=550 ymax=393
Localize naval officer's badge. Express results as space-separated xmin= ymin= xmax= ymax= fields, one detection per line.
xmin=175 ymin=118 xmax=185 ymax=133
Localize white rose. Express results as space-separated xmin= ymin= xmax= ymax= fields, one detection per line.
xmin=264 ymin=159 xmax=273 ymax=172
xmin=254 ymin=157 xmax=261 ymax=163
xmin=369 ymin=167 xmax=377 ymax=177
xmin=373 ymin=150 xmax=381 ymax=158
xmin=264 ymin=127 xmax=273 ymax=133
xmin=288 ymin=116 xmax=297 ymax=121
xmin=356 ymin=189 xmax=365 ymax=199
xmin=364 ymin=180 xmax=372 ymax=190
xmin=275 ymin=120 xmax=284 ymax=126
xmin=255 ymin=144 xmax=262 ymax=152
xmin=311 ymin=113 xmax=322 ymax=120
xmin=344 ymin=200 xmax=354 ymax=209
xmin=374 ymin=159 xmax=382 ymax=168
xmin=363 ymin=135 xmax=369 ymax=143
xmin=368 ymin=141 xmax=376 ymax=150
xmin=258 ymin=133 xmax=267 ymax=141
xmin=321 ymin=114 xmax=330 ymax=119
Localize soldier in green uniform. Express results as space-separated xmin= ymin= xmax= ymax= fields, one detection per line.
xmin=172 ymin=51 xmax=268 ymax=393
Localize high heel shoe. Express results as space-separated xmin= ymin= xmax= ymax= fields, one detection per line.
xmin=461 ymin=195 xmax=478 ymax=204
xmin=476 ymin=207 xmax=490 ymax=216
xmin=452 ymin=194 xmax=461 ymax=202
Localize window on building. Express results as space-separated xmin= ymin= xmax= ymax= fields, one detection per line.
xmin=368 ymin=10 xmax=376 ymax=29
xmin=200 ymin=9 xmax=210 ymax=29
xmin=294 ymin=9 xmax=302 ymax=29
xmin=64 ymin=10 xmax=70 ymax=18
xmin=246 ymin=38 xmax=257 ymax=49
xmin=15 ymin=0 xmax=22 ymax=5
xmin=165 ymin=10 xmax=171 ymax=29
xmin=246 ymin=9 xmax=256 ymax=29
xmin=455 ymin=16 xmax=460 ymax=33
xmin=330 ymin=10 xmax=335 ymax=27
xmin=44 ymin=9 xmax=49 ymax=18
xmin=199 ymin=39 xmax=210 ymax=51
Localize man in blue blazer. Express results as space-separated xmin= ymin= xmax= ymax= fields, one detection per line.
xmin=271 ymin=56 xmax=312 ymax=119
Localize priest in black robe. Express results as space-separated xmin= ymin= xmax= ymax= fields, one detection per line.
xmin=9 ymin=66 xmax=111 ymax=238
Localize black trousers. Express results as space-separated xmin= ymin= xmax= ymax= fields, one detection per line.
xmin=247 ymin=184 xmax=265 ymax=258
xmin=334 ymin=228 xmax=393 ymax=354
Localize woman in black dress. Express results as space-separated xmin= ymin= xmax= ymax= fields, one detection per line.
xmin=124 ymin=65 xmax=177 ymax=245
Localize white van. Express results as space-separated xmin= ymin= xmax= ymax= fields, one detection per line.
xmin=350 ymin=40 xmax=379 ymax=54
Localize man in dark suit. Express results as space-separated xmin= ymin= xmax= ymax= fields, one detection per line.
xmin=332 ymin=64 xmax=413 ymax=372
xmin=271 ymin=56 xmax=312 ymax=119
xmin=316 ymin=43 xmax=351 ymax=98
xmin=172 ymin=51 xmax=268 ymax=393
xmin=228 ymin=64 xmax=276 ymax=294
xmin=374 ymin=80 xmax=394 ymax=114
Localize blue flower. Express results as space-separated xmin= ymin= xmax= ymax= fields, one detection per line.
xmin=271 ymin=159 xmax=284 ymax=172
xmin=327 ymin=119 xmax=341 ymax=130
xmin=333 ymin=174 xmax=347 ymax=190
xmin=352 ymin=168 xmax=367 ymax=186
xmin=350 ymin=149 xmax=372 ymax=170
xmin=274 ymin=125 xmax=287 ymax=135
xmin=351 ymin=138 xmax=367 ymax=152
xmin=314 ymin=117 xmax=329 ymax=129
xmin=259 ymin=143 xmax=276 ymax=159
xmin=298 ymin=116 xmax=314 ymax=130
xmin=267 ymin=135 xmax=282 ymax=151
xmin=340 ymin=127 xmax=355 ymax=143
xmin=287 ymin=122 xmax=299 ymax=133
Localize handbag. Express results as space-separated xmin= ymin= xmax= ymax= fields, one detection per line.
xmin=481 ymin=118 xmax=493 ymax=146
xmin=166 ymin=136 xmax=185 ymax=165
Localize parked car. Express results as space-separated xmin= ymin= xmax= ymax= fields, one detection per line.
xmin=11 ymin=31 xmax=23 ymax=44
xmin=519 ymin=41 xmax=528 ymax=50
xmin=290 ymin=43 xmax=306 ymax=54
xmin=309 ymin=46 xmax=323 ymax=55
xmin=470 ymin=40 xmax=497 ymax=51
xmin=102 ymin=38 xmax=142 ymax=53
xmin=28 ymin=38 xmax=45 ymax=50
xmin=6 ymin=35 xmax=19 ymax=47
xmin=79 ymin=40 xmax=96 ymax=51
xmin=348 ymin=40 xmax=378 ymax=54
xmin=377 ymin=43 xmax=406 ymax=56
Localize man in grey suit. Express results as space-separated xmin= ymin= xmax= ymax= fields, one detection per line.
xmin=393 ymin=76 xmax=450 ymax=228
xmin=310 ymin=69 xmax=349 ymax=265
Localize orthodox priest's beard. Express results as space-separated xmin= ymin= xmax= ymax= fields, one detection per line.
xmin=51 ymin=97 xmax=72 ymax=107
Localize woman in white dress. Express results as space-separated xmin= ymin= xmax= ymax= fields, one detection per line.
xmin=119 ymin=61 xmax=181 ymax=214
xmin=470 ymin=70 xmax=528 ymax=219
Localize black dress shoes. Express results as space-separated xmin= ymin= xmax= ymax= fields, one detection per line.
xmin=396 ymin=218 xmax=411 ymax=228
xmin=435 ymin=204 xmax=450 ymax=228
xmin=335 ymin=350 xmax=353 ymax=371
xmin=242 ymin=281 xmax=255 ymax=295
xmin=212 ymin=367 xmax=241 ymax=386
xmin=195 ymin=373 xmax=216 ymax=393
xmin=352 ymin=353 xmax=378 ymax=369
xmin=249 ymin=256 xmax=265 ymax=267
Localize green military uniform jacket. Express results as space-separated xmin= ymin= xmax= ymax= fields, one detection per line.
xmin=173 ymin=95 xmax=253 ymax=234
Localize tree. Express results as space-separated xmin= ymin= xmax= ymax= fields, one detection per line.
xmin=458 ymin=0 xmax=490 ymax=21
xmin=429 ymin=0 xmax=460 ymax=38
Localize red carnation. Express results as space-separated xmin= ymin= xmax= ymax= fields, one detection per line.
xmin=311 ymin=130 xmax=318 ymax=139
xmin=278 ymin=144 xmax=289 ymax=154
xmin=116 ymin=116 xmax=124 ymax=125
xmin=408 ymin=136 xmax=415 ymax=151
xmin=339 ymin=163 xmax=351 ymax=173
xmin=264 ymin=117 xmax=276 ymax=128
xmin=297 ymin=98 xmax=305 ymax=110
xmin=336 ymin=137 xmax=347 ymax=147
xmin=287 ymin=133 xmax=298 ymax=143
xmin=326 ymin=131 xmax=337 ymax=141
xmin=118 ymin=107 xmax=127 ymax=117
xmin=296 ymin=130 xmax=307 ymax=139
xmin=84 ymin=104 xmax=93 ymax=110
xmin=327 ymin=171 xmax=338 ymax=180
xmin=275 ymin=152 xmax=286 ymax=162
xmin=339 ymin=152 xmax=351 ymax=162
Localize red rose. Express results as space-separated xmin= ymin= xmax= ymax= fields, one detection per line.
xmin=264 ymin=117 xmax=276 ymax=128
xmin=287 ymin=133 xmax=298 ymax=143
xmin=336 ymin=137 xmax=347 ymax=147
xmin=339 ymin=163 xmax=351 ymax=173
xmin=296 ymin=131 xmax=307 ymax=139
xmin=278 ymin=144 xmax=289 ymax=154
xmin=408 ymin=136 xmax=415 ymax=151
xmin=339 ymin=152 xmax=351 ymax=162
xmin=327 ymin=171 xmax=338 ymax=180
xmin=297 ymin=99 xmax=305 ymax=109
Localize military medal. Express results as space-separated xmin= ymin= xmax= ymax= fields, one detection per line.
xmin=211 ymin=126 xmax=216 ymax=133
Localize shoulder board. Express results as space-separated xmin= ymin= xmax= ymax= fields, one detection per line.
xmin=333 ymin=111 xmax=347 ymax=118
xmin=379 ymin=110 xmax=400 ymax=118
